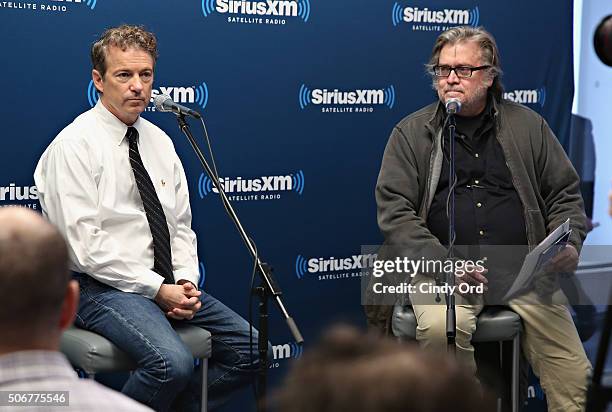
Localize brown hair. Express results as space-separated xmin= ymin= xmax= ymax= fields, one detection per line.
xmin=275 ymin=325 xmax=494 ymax=412
xmin=91 ymin=24 xmax=158 ymax=78
xmin=0 ymin=208 xmax=69 ymax=336
xmin=426 ymin=26 xmax=504 ymax=101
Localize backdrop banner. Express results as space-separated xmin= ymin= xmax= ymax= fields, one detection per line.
xmin=0 ymin=1 xmax=584 ymax=410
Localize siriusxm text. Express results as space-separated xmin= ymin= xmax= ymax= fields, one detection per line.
xmin=212 ymin=175 xmax=292 ymax=193
xmin=403 ymin=7 xmax=470 ymax=24
xmin=307 ymin=254 xmax=377 ymax=274
xmin=151 ymin=87 xmax=195 ymax=103
xmin=504 ymin=90 xmax=540 ymax=104
xmin=311 ymin=89 xmax=384 ymax=105
xmin=0 ymin=184 xmax=38 ymax=201
xmin=216 ymin=0 xmax=297 ymax=16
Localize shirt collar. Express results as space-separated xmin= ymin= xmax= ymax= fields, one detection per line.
xmin=93 ymin=99 xmax=142 ymax=146
xmin=427 ymin=91 xmax=499 ymax=131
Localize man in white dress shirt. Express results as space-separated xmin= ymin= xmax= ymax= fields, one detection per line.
xmin=34 ymin=25 xmax=263 ymax=412
xmin=0 ymin=207 xmax=153 ymax=412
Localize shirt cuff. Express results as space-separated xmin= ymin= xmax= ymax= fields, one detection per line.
xmin=140 ymin=273 xmax=166 ymax=299
xmin=173 ymin=268 xmax=200 ymax=289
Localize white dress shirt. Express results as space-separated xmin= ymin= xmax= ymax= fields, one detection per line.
xmin=34 ymin=101 xmax=199 ymax=299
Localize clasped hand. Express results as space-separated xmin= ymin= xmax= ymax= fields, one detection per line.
xmin=154 ymin=281 xmax=202 ymax=320
xmin=457 ymin=267 xmax=488 ymax=295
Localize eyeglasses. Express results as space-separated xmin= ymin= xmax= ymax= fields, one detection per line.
xmin=433 ymin=65 xmax=491 ymax=78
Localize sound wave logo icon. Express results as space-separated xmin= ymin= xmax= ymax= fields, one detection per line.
xmin=384 ymin=86 xmax=396 ymax=109
xmin=202 ymin=0 xmax=310 ymax=22
xmin=295 ymin=255 xmax=308 ymax=279
xmin=198 ymin=170 xmax=305 ymax=199
xmin=292 ymin=170 xmax=305 ymax=195
xmin=299 ymin=84 xmax=396 ymax=110
xmin=469 ymin=6 xmax=480 ymax=26
xmin=297 ymin=0 xmax=310 ymax=22
xmin=201 ymin=0 xmax=215 ymax=16
xmin=538 ymin=87 xmax=546 ymax=107
xmin=392 ymin=3 xmax=480 ymax=28
xmin=298 ymin=84 xmax=311 ymax=110
xmin=84 ymin=0 xmax=97 ymax=10
xmin=193 ymin=82 xmax=209 ymax=110
xmin=87 ymin=80 xmax=99 ymax=107
xmin=289 ymin=342 xmax=303 ymax=358
xmin=391 ymin=2 xmax=402 ymax=27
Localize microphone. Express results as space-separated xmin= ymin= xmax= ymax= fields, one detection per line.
xmin=154 ymin=94 xmax=201 ymax=119
xmin=445 ymin=98 xmax=461 ymax=115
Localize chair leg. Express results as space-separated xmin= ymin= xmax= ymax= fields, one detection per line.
xmin=200 ymin=358 xmax=208 ymax=412
xmin=512 ymin=334 xmax=520 ymax=412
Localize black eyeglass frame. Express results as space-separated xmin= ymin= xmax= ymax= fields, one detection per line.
xmin=433 ymin=65 xmax=491 ymax=78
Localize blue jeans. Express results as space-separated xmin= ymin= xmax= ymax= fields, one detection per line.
xmin=73 ymin=274 xmax=267 ymax=411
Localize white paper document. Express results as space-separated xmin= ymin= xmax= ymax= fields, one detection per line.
xmin=502 ymin=219 xmax=572 ymax=301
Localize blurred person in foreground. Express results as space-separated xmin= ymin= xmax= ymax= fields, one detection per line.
xmin=0 ymin=207 xmax=152 ymax=411
xmin=276 ymin=325 xmax=494 ymax=412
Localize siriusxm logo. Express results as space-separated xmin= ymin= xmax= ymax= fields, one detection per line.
xmin=392 ymin=3 xmax=480 ymax=30
xmin=87 ymin=80 xmax=208 ymax=111
xmin=504 ymin=87 xmax=546 ymax=107
xmin=272 ymin=342 xmax=303 ymax=360
xmin=198 ymin=171 xmax=304 ymax=202
xmin=295 ymin=253 xmax=377 ymax=279
xmin=299 ymin=84 xmax=396 ymax=113
xmin=202 ymin=0 xmax=310 ymax=25
xmin=0 ymin=183 xmax=38 ymax=202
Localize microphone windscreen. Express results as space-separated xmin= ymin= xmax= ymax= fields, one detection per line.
xmin=153 ymin=94 xmax=172 ymax=112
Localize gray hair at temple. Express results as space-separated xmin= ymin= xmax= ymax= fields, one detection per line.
xmin=91 ymin=24 xmax=158 ymax=78
xmin=426 ymin=26 xmax=504 ymax=101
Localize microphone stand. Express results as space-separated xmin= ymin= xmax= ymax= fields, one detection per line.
xmin=174 ymin=114 xmax=304 ymax=412
xmin=446 ymin=111 xmax=457 ymax=354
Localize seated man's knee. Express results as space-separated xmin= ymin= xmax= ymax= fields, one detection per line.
xmin=155 ymin=347 xmax=194 ymax=386
xmin=416 ymin=312 xmax=447 ymax=346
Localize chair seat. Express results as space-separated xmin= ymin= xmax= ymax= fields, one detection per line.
xmin=61 ymin=325 xmax=212 ymax=375
xmin=392 ymin=306 xmax=522 ymax=342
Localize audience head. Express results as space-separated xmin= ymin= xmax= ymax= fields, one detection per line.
xmin=0 ymin=207 xmax=77 ymax=353
xmin=276 ymin=325 xmax=494 ymax=412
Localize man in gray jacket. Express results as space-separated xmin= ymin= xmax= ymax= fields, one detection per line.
xmin=367 ymin=27 xmax=591 ymax=412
